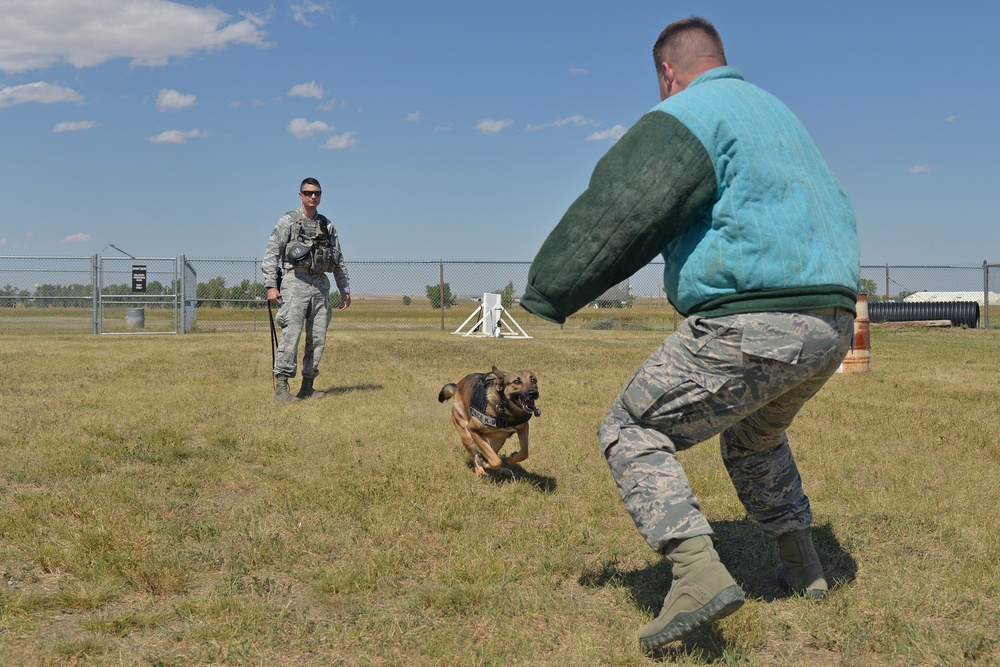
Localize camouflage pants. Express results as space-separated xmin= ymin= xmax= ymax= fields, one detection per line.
xmin=598 ymin=308 xmax=855 ymax=553
xmin=273 ymin=271 xmax=331 ymax=379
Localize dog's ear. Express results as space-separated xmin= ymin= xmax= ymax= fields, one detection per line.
xmin=491 ymin=365 xmax=506 ymax=386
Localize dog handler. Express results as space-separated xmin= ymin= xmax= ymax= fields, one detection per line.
xmin=521 ymin=17 xmax=860 ymax=652
xmin=262 ymin=177 xmax=351 ymax=402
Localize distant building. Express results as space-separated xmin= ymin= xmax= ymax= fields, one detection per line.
xmin=903 ymin=291 xmax=1000 ymax=306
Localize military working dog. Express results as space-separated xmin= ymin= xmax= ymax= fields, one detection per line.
xmin=438 ymin=366 xmax=541 ymax=475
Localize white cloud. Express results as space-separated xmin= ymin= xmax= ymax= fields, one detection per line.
xmin=586 ymin=125 xmax=627 ymax=142
xmin=288 ymin=118 xmax=334 ymax=139
xmin=0 ymin=81 xmax=83 ymax=107
xmin=909 ymin=164 xmax=933 ymax=174
xmin=0 ymin=0 xmax=272 ymax=73
xmin=475 ymin=118 xmax=514 ymax=135
xmin=323 ymin=131 xmax=357 ymax=150
xmin=288 ymin=81 xmax=324 ymax=99
xmin=0 ymin=239 xmax=7 ymax=248
xmin=291 ymin=1 xmax=329 ymax=27
xmin=525 ymin=115 xmax=595 ymax=131
xmin=406 ymin=111 xmax=421 ymax=122
xmin=53 ymin=120 xmax=97 ymax=133
xmin=149 ymin=129 xmax=209 ymax=144
xmin=156 ymin=88 xmax=196 ymax=111
xmin=570 ymin=67 xmax=589 ymax=75
xmin=946 ymin=115 xmax=958 ymax=123
xmin=63 ymin=233 xmax=93 ymax=243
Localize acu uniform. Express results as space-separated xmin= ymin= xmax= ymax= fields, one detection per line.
xmin=262 ymin=210 xmax=350 ymax=382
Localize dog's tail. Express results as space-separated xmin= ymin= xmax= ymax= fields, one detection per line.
xmin=438 ymin=384 xmax=456 ymax=403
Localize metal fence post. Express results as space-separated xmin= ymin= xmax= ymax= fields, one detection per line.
xmin=177 ymin=255 xmax=184 ymax=334
xmin=984 ymin=260 xmax=990 ymax=330
xmin=91 ymin=254 xmax=99 ymax=334
xmin=440 ymin=261 xmax=445 ymax=332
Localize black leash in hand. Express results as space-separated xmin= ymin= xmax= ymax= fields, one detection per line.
xmin=267 ymin=300 xmax=278 ymax=391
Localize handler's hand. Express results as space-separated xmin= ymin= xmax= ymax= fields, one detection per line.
xmin=338 ymin=292 xmax=352 ymax=311
xmin=266 ymin=287 xmax=282 ymax=305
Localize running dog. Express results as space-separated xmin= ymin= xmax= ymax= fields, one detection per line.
xmin=438 ymin=366 xmax=541 ymax=475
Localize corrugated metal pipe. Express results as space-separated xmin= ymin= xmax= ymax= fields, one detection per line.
xmin=868 ymin=300 xmax=980 ymax=328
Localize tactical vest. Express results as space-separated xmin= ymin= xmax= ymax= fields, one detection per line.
xmin=286 ymin=210 xmax=341 ymax=274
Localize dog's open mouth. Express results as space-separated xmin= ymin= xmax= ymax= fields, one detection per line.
xmin=514 ymin=395 xmax=541 ymax=417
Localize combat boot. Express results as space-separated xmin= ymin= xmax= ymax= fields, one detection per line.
xmin=639 ymin=535 xmax=745 ymax=653
xmin=776 ymin=527 xmax=828 ymax=599
xmin=273 ymin=376 xmax=300 ymax=403
xmin=296 ymin=377 xmax=326 ymax=399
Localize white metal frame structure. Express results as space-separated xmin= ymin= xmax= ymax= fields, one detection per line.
xmin=452 ymin=293 xmax=531 ymax=339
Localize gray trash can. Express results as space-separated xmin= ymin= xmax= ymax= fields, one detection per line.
xmin=125 ymin=307 xmax=145 ymax=329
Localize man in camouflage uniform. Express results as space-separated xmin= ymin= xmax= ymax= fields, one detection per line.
xmin=520 ymin=18 xmax=860 ymax=652
xmin=262 ymin=177 xmax=351 ymax=402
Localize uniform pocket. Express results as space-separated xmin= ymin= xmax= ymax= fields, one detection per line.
xmin=275 ymin=302 xmax=290 ymax=328
xmin=740 ymin=328 xmax=803 ymax=364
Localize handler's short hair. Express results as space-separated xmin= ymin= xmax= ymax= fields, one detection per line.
xmin=652 ymin=17 xmax=726 ymax=74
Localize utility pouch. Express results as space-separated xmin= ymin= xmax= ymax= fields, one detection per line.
xmin=286 ymin=241 xmax=313 ymax=262
xmin=311 ymin=245 xmax=337 ymax=272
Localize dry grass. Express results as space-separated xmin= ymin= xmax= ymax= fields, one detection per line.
xmin=1 ymin=327 xmax=998 ymax=666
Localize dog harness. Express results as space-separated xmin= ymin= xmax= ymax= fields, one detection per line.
xmin=469 ymin=374 xmax=532 ymax=429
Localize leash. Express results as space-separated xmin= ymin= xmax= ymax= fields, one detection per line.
xmin=267 ymin=300 xmax=278 ymax=391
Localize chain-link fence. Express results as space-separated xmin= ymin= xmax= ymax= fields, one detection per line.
xmin=172 ymin=258 xmax=679 ymax=334
xmin=3 ymin=255 xmax=998 ymax=335
xmin=0 ymin=256 xmax=98 ymax=334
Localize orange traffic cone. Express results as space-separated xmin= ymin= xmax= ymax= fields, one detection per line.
xmin=840 ymin=293 xmax=871 ymax=373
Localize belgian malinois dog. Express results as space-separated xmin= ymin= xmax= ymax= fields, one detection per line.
xmin=438 ymin=366 xmax=540 ymax=475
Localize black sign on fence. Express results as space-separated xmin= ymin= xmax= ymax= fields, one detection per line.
xmin=132 ymin=265 xmax=147 ymax=293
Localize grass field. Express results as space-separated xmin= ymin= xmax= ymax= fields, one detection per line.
xmin=1 ymin=326 xmax=998 ymax=666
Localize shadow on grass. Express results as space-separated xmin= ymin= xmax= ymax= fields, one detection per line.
xmin=578 ymin=518 xmax=857 ymax=661
xmin=463 ymin=460 xmax=558 ymax=493
xmin=321 ymin=383 xmax=385 ymax=395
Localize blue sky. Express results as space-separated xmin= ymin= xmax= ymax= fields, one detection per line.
xmin=1 ymin=1 xmax=997 ymax=265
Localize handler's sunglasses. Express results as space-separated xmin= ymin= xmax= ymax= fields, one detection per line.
xmin=300 ymin=190 xmax=322 ymax=197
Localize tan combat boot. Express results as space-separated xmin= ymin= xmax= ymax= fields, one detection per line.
xmin=639 ymin=535 xmax=745 ymax=653
xmin=273 ymin=376 xmax=300 ymax=403
xmin=776 ymin=527 xmax=828 ymax=599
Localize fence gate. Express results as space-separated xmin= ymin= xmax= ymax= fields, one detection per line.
xmin=97 ymin=256 xmax=192 ymax=334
